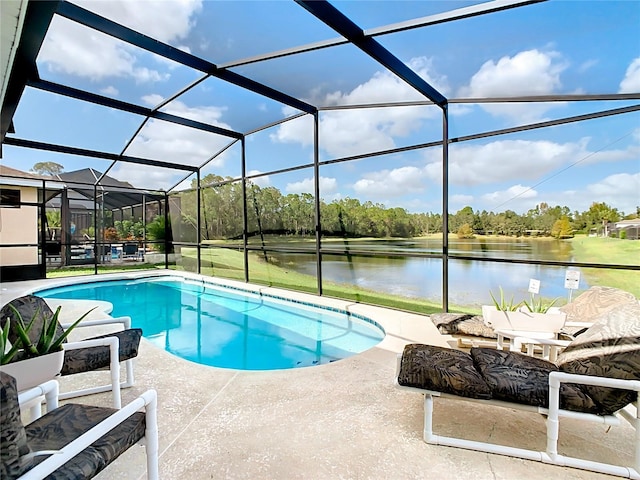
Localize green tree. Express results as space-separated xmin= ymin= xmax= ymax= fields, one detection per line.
xmin=46 ymin=210 xmax=61 ymax=228
xmin=585 ymin=202 xmax=621 ymax=235
xmin=550 ymin=216 xmax=573 ymax=239
xmin=31 ymin=162 xmax=64 ymax=176
xmin=449 ymin=206 xmax=474 ymax=233
xmin=456 ymin=223 xmax=475 ymax=239
xmin=147 ymin=215 xmax=171 ymax=252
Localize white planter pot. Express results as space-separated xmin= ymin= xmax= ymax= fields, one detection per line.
xmin=0 ymin=350 xmax=64 ymax=392
xmin=481 ymin=305 xmax=567 ymax=333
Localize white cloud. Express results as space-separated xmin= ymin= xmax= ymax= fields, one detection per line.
xmin=450 ymin=194 xmax=474 ymax=208
xmin=322 ymin=56 xmax=448 ymax=106
xmin=124 ymin=99 xmax=234 ymax=167
xmin=423 ymin=138 xmax=593 ymax=186
xmin=582 ymin=172 xmax=640 ymax=214
xmin=40 ymin=0 xmax=201 ymax=82
xmin=247 ymin=170 xmax=271 ymax=188
xmin=544 ymin=172 xmax=640 ymax=215
xmin=481 ymin=184 xmax=538 ymax=207
xmin=39 ymin=17 xmax=167 ymax=82
xmin=286 ymin=176 xmax=337 ymax=195
xmin=346 ymin=133 xmax=638 ymax=212
xmin=161 ymin=98 xmax=228 ymax=124
xmin=462 ymin=49 xmax=564 ymax=97
xmin=352 ymin=166 xmax=425 ymax=197
xmin=272 ymin=57 xmax=446 ymax=158
xmin=109 ymin=162 xmax=183 ymax=190
xmin=270 ymin=115 xmax=314 ymax=148
xmin=100 ymin=85 xmax=119 ymax=96
xmin=74 ymin=0 xmax=202 ymax=43
xmin=459 ymin=49 xmax=566 ymax=122
xmin=141 ymin=94 xmax=164 ymax=107
xmin=619 ymin=57 xmax=640 ymax=93
xmin=578 ymin=59 xmax=598 ymax=73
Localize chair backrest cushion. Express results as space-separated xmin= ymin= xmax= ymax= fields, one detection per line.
xmin=0 ymin=295 xmax=65 ymax=346
xmin=556 ymin=301 xmax=640 ymax=415
xmin=61 ymin=328 xmax=142 ymax=376
xmin=0 ymin=372 xmax=31 ymax=480
xmin=470 ymin=348 xmax=599 ymax=413
xmin=560 ymin=286 xmax=637 ymax=323
xmin=398 ymin=344 xmax=492 ymax=399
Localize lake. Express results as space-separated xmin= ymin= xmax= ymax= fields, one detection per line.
xmin=262 ymin=237 xmax=585 ymax=308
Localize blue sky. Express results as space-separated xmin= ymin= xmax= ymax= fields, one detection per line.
xmin=2 ymin=0 xmax=639 ymax=216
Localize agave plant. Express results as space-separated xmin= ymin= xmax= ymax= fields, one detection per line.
xmin=489 ymin=286 xmax=523 ymax=312
xmin=3 ymin=304 xmax=95 ymax=362
xmin=521 ymin=294 xmax=560 ymax=314
xmin=0 ymin=319 xmax=23 ymax=365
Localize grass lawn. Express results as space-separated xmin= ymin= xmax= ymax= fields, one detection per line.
xmin=197 ymin=247 xmax=446 ymax=314
xmin=567 ymin=235 xmax=640 ymax=297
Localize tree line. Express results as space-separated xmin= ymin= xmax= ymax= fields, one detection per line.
xmin=174 ymin=175 xmax=638 ymax=241
xmin=32 ymin=163 xmax=635 ymax=241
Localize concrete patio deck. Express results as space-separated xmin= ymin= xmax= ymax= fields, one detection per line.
xmin=1 ymin=273 xmax=635 ymax=479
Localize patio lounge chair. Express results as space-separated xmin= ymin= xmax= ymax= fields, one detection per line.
xmin=509 ymin=286 xmax=639 ymax=361
xmin=396 ymin=300 xmax=640 ymax=478
xmin=0 ymin=372 xmax=158 ymax=479
xmin=0 ymin=295 xmax=142 ymax=408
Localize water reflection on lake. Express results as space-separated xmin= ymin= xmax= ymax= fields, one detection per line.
xmin=265 ymin=237 xmax=583 ymax=308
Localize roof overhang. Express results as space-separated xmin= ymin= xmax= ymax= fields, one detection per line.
xmin=0 ymin=0 xmax=58 ymax=148
xmin=0 ymin=0 xmax=28 ymax=115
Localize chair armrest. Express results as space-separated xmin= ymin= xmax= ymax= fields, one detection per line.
xmin=63 ymin=336 xmax=120 ymax=351
xmin=550 ymin=371 xmax=640 ymax=392
xmin=60 ymin=316 xmax=131 ymax=330
xmin=18 ymin=380 xmax=59 ymax=420
xmin=17 ymin=390 xmax=158 ymax=480
xmin=548 ymin=372 xmax=640 ymax=419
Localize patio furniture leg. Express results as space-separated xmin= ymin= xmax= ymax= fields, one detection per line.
xmin=59 ymin=337 xmax=122 ymax=408
xmin=123 ymin=358 xmax=135 ymax=388
xmin=424 ymin=394 xmax=434 ymax=442
xmin=143 ymin=389 xmax=160 ymax=480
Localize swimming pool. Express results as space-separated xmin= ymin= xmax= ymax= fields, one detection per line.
xmin=36 ymin=276 xmax=385 ymax=371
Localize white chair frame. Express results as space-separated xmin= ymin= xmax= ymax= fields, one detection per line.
xmin=511 ymin=320 xmax=595 ymax=361
xmin=395 ymin=354 xmax=640 ymax=479
xmin=17 ymin=380 xmax=158 ymax=480
xmin=59 ymin=316 xmax=137 ymax=409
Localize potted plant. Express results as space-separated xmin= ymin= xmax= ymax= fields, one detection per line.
xmin=481 ymin=287 xmax=566 ymax=333
xmin=0 ymin=304 xmax=94 ymax=391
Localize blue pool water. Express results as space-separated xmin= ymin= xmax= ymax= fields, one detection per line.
xmin=37 ymin=276 xmax=385 ymax=370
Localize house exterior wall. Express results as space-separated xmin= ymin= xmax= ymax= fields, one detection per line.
xmin=0 ymin=185 xmax=38 ymax=265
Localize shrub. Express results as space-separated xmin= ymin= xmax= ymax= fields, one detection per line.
xmin=104 ymin=227 xmax=119 ymax=241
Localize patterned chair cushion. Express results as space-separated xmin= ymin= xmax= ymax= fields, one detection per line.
xmin=0 ymin=295 xmax=65 ymax=346
xmin=556 ymin=301 xmax=640 ymax=415
xmin=62 ymin=328 xmax=142 ymax=376
xmin=430 ymin=313 xmax=497 ymax=339
xmin=0 ymin=372 xmax=31 ymax=480
xmin=397 ymin=344 xmax=491 ymax=399
xmin=470 ymin=348 xmax=599 ymax=413
xmin=24 ymin=403 xmax=146 ymax=479
xmin=559 ymin=286 xmax=637 ymax=323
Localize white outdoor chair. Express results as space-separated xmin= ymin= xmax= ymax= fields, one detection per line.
xmin=395 ymin=301 xmax=640 ymax=478
xmin=0 ymin=373 xmax=158 ymax=480
xmin=0 ymin=295 xmax=142 ymax=408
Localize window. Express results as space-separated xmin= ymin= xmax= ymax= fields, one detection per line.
xmin=0 ymin=188 xmax=21 ymax=207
